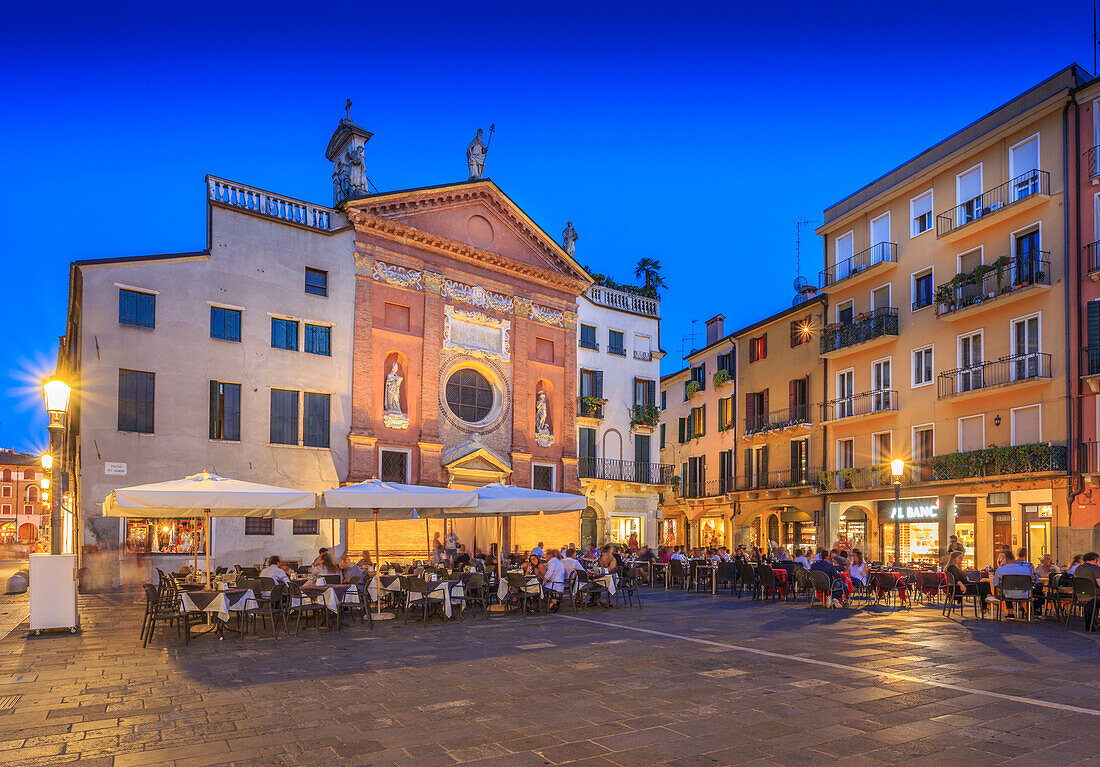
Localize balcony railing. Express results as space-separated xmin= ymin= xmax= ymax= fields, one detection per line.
xmin=820 ymin=307 xmax=898 ymax=354
xmin=587 ymin=285 xmax=660 ymax=318
xmin=819 ymin=444 xmax=1066 ymax=491
xmin=579 ymin=337 xmax=599 ymax=351
xmin=680 ymin=479 xmax=718 ymax=498
xmin=1083 ymin=345 xmax=1100 ymax=377
xmin=633 ymin=349 xmax=653 ymax=361
xmin=820 ymin=242 xmax=897 ymax=288
xmin=744 ymin=405 xmax=811 ymax=436
xmin=1088 ymin=146 xmax=1100 ymax=179
xmin=580 ymin=457 xmax=673 ymax=485
xmin=936 ymin=170 xmax=1050 ymax=237
xmin=577 ymin=396 xmax=605 ymax=419
xmin=937 ymin=352 xmax=1051 ymax=398
xmin=737 ymin=468 xmax=819 ymax=492
xmin=1086 ymin=241 xmax=1100 ymax=277
xmin=1081 ymin=441 xmax=1100 ymax=473
xmin=820 ymin=389 xmax=897 ymax=422
xmin=934 ymin=254 xmax=1050 ymax=317
xmin=608 ymin=344 xmax=626 ymax=357
xmin=208 ymin=176 xmax=334 ymax=231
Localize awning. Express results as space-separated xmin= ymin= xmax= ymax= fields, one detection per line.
xmin=781 ymin=509 xmax=813 ymax=523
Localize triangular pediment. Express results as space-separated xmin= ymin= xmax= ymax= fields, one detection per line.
xmin=441 ymin=441 xmax=512 ymax=474
xmin=346 ymin=180 xmax=591 ymax=286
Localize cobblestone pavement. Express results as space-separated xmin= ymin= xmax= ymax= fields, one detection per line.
xmin=0 ymin=587 xmax=1097 ymax=767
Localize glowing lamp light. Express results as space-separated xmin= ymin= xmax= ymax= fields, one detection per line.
xmin=43 ymin=378 xmax=71 ymax=415
xmin=40 ymin=453 xmax=53 ymax=470
xmin=40 ymin=478 xmax=50 ymax=490
xmin=890 ymin=459 xmax=904 ymax=478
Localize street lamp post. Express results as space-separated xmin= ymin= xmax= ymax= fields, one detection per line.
xmin=43 ymin=378 xmax=71 ymax=556
xmin=890 ymin=459 xmax=904 ymax=568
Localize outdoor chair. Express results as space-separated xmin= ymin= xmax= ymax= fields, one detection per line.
xmin=715 ymin=562 xmax=738 ymax=596
xmin=1042 ymin=573 xmax=1073 ymax=620
xmin=258 ymin=576 xmax=277 ymax=595
xmin=341 ymin=576 xmax=372 ymax=630
xmin=669 ymin=560 xmax=688 ymax=589
xmin=758 ymin=565 xmax=783 ymax=602
xmin=141 ymin=583 xmax=191 ymax=647
xmin=617 ymin=568 xmax=642 ymax=608
xmin=214 ymin=566 xmax=228 ymax=576
xmin=405 ymin=576 xmax=446 ymax=624
xmin=942 ymin=572 xmax=982 ymax=620
xmin=873 ymin=571 xmax=909 ymax=608
xmin=244 ymin=583 xmax=290 ymax=639
xmin=240 ymin=567 xmax=259 ymax=578
xmin=286 ymin=581 xmax=327 ymax=633
xmin=571 ymin=570 xmax=609 ymax=610
xmin=736 ymin=562 xmax=759 ymax=600
xmin=454 ymin=573 xmax=490 ymax=619
xmin=503 ymin=572 xmax=541 ymax=615
xmin=691 ymin=561 xmax=713 ymax=593
xmin=1065 ymin=576 xmax=1099 ymax=632
xmin=807 ymin=570 xmax=834 ymax=608
xmin=793 ymin=567 xmax=814 ymax=604
xmin=918 ymin=572 xmax=948 ymax=605
xmin=994 ymin=574 xmax=1035 ymax=622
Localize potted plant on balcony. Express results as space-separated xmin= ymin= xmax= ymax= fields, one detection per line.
xmin=934 ymin=283 xmax=954 ymax=313
xmin=581 ymin=396 xmax=606 ymax=417
xmin=712 ymin=369 xmax=732 ymax=388
xmin=630 ymin=404 xmax=661 ymax=431
xmin=686 ymin=380 xmax=703 ymax=399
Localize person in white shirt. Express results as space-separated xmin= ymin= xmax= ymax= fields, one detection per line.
xmin=992 ymin=551 xmax=1037 ymax=618
xmin=531 ymin=542 xmax=545 ymax=558
xmin=259 ymin=556 xmax=291 ymax=584
xmin=562 ymin=548 xmax=586 ymax=579
xmin=541 ymin=549 xmax=566 ymax=611
xmin=794 ymin=549 xmax=812 ymax=570
xmin=849 ymin=550 xmax=869 ymax=587
xmin=670 ymin=546 xmax=687 ymax=563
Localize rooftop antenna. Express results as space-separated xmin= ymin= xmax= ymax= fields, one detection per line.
xmin=681 ymin=319 xmax=701 ymax=360
xmin=792 ymin=219 xmax=819 ymax=305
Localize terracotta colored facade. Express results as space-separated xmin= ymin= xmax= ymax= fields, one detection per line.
xmin=340 ymin=181 xmax=591 ymax=554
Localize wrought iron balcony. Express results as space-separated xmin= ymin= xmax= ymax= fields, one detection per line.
xmin=1081 ymin=441 xmax=1100 ymax=473
xmin=937 ymin=352 xmax=1051 ymax=398
xmin=934 ymin=254 xmax=1050 ymax=317
xmin=1083 ymin=345 xmax=1100 ymax=377
xmin=936 ymin=170 xmax=1049 ymax=237
xmin=577 ymin=396 xmax=605 ymax=419
xmin=744 ymin=405 xmax=811 ymax=436
xmin=633 ymin=349 xmax=653 ymax=361
xmin=607 ymin=344 xmax=627 ymax=357
xmin=579 ymin=457 xmax=673 ymax=485
xmin=1088 ymin=146 xmax=1100 ymax=179
xmin=820 ymin=307 xmax=898 ymax=354
xmin=680 ymin=478 xmax=718 ymax=498
xmin=820 ymin=389 xmax=897 ymax=422
xmin=737 ymin=468 xmax=819 ymax=492
xmin=820 ymin=242 xmax=897 ymax=288
xmin=579 ymin=337 xmax=599 ymax=351
xmin=1086 ymin=241 xmax=1100 ymax=278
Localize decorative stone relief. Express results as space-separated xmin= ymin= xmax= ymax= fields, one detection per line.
xmin=443 ymin=305 xmax=511 ymax=361
xmin=441 ymin=279 xmax=514 ymax=313
xmin=423 ymin=271 xmax=444 ymax=295
xmin=534 ymin=390 xmax=553 ymax=447
xmin=372 ymin=261 xmax=423 ymax=290
xmin=383 ymin=362 xmax=409 ymax=430
xmin=529 ymin=304 xmax=565 ymax=327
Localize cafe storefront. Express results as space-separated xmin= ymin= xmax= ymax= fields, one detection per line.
xmin=877 ymin=496 xmax=946 ymax=566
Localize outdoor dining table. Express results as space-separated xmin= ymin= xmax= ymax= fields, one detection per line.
xmin=422 ymin=578 xmax=466 ymax=619
xmin=181 ymin=587 xmax=253 ymax=623
xmin=301 ymin=583 xmax=360 ymax=613
xmin=497 ymin=573 xmax=541 ymax=601
xmin=367 ymin=574 xmax=404 ymax=604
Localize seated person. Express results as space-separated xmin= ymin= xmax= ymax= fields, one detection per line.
xmin=541 ymin=549 xmax=566 ymax=611
xmin=522 ymin=554 xmax=542 ymax=576
xmin=562 ymin=548 xmax=586 ymax=581
xmin=259 ymin=555 xmax=291 ymax=584
xmin=355 ymin=549 xmax=374 ymax=571
xmin=848 ymin=550 xmax=869 ymax=587
xmin=312 ymin=547 xmax=329 ymax=566
xmin=1072 ymin=552 xmax=1100 ymax=630
xmin=339 ymin=553 xmax=364 ymax=584
xmin=810 ymin=555 xmax=846 ymax=607
xmin=637 ymin=545 xmax=656 ymax=563
xmin=1036 ymin=554 xmax=1060 ymax=579
xmin=992 ymin=550 xmax=1037 ymax=617
xmin=944 ymin=550 xmax=991 ymax=613
xmin=598 ymin=545 xmax=619 ymax=573
xmin=1068 ymin=554 xmax=1083 ymax=575
xmin=669 ymin=546 xmax=687 ymax=563
xmin=452 ymin=545 xmax=472 ymax=570
xmin=310 ymin=551 xmax=342 ymax=583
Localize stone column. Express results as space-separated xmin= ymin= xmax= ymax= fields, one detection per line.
xmin=348 ymin=256 xmax=376 ymax=481
xmin=511 ymin=299 xmax=532 ymax=457
xmin=938 ymin=494 xmax=955 ymax=565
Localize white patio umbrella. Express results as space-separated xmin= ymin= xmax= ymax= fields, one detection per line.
xmin=102 ymin=470 xmax=318 ymax=585
xmin=281 ymin=479 xmax=478 ymax=619
xmin=447 ymin=483 xmax=588 ymax=584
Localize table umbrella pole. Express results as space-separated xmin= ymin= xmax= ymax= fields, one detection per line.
xmin=489 ymin=511 xmax=506 ymax=612
xmin=372 ymin=508 xmax=393 ymax=620
xmin=204 ymin=510 xmax=211 ymax=587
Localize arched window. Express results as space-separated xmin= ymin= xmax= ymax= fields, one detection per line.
xmin=1 ymin=470 xmax=10 ymax=482
xmin=23 ymin=469 xmax=34 ymax=480
xmin=25 ymin=486 xmax=38 ymax=503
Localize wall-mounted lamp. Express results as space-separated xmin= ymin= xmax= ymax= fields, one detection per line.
xmin=994 ymin=415 xmax=1002 ymax=427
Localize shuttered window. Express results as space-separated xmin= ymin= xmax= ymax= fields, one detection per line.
xmin=209 ymin=381 xmax=241 ymax=441
xmin=304 ymin=324 xmax=331 ymax=356
xmin=270 ymin=389 xmax=299 ymax=445
xmin=118 ymin=369 xmax=155 ymax=433
xmin=958 ymin=415 xmax=984 ymax=453
xmin=1011 ymin=406 xmax=1040 ymax=446
xmin=303 ymin=392 xmax=330 ymax=448
xmin=271 ymin=318 xmax=299 ymax=350
xmin=119 ymin=289 xmax=155 ymax=328
xmin=210 ymin=306 xmax=241 ymax=342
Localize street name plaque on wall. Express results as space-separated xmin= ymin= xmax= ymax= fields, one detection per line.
xmin=104 ymin=462 xmax=127 ymax=476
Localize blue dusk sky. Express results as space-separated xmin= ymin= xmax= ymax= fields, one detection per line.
xmin=0 ymin=1 xmax=1092 ymax=451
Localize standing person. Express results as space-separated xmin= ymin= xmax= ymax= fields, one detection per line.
xmin=432 ymin=531 xmax=442 ymax=553
xmin=445 ymin=528 xmax=459 ymax=564
xmin=628 ymin=533 xmax=639 ymax=554
xmin=531 ymin=541 xmax=545 ymax=558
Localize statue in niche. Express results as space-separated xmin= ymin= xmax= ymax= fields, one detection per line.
xmin=346 ymin=144 xmax=367 ymax=195
xmin=535 ymin=390 xmax=553 ymax=447
xmin=562 ymin=221 xmax=578 ymax=257
xmin=383 ymin=362 xmax=409 ymax=429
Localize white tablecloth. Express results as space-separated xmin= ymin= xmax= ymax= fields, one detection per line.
xmin=367 ymin=575 xmax=403 ymax=603
xmin=498 ymin=575 xmax=541 ymax=601
xmin=422 ymin=580 xmax=465 ymax=618
xmin=303 ymin=584 xmax=361 ymax=613
xmin=572 ymin=574 xmax=616 ymax=596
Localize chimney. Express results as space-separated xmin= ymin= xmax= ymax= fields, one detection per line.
xmin=705 ymin=315 xmax=725 ymax=346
